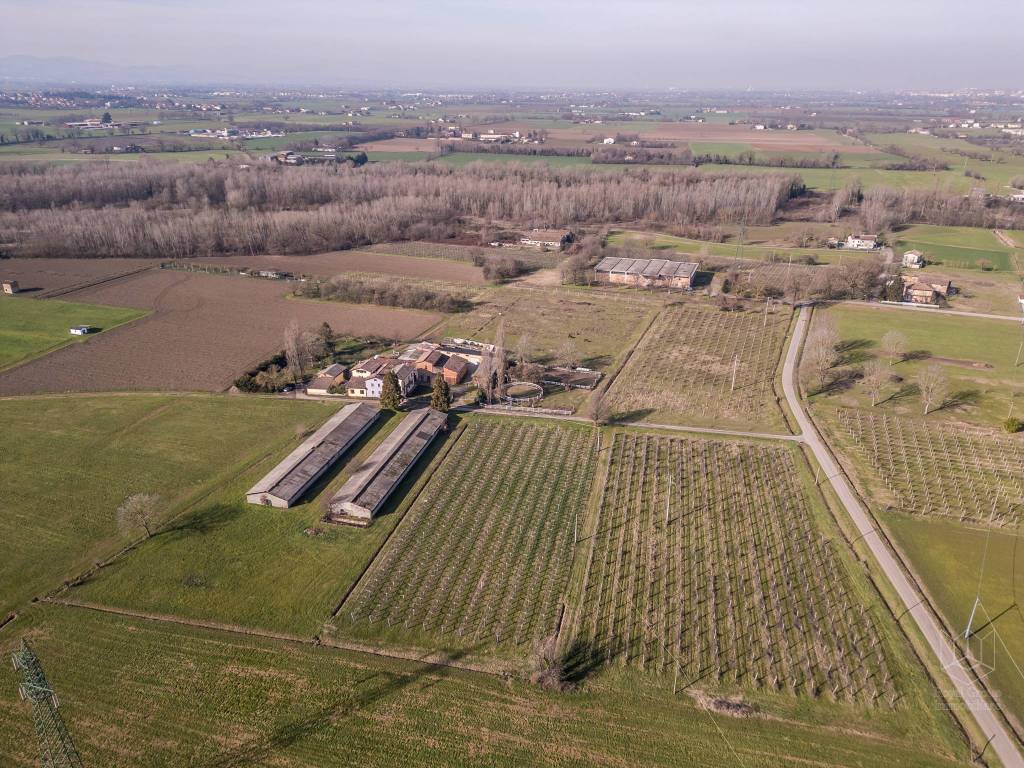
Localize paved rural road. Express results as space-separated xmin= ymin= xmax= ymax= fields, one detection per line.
xmin=845 ymin=300 xmax=1024 ymax=324
xmin=784 ymin=307 xmax=1024 ymax=768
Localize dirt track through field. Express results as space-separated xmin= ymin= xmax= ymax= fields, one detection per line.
xmin=994 ymin=230 xmax=1020 ymax=249
xmin=0 ymin=270 xmax=441 ymax=395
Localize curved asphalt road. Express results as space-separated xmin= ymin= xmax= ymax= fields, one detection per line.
xmin=784 ymin=307 xmax=1022 ymax=767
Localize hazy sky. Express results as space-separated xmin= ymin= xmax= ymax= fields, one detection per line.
xmin=1 ymin=0 xmax=1021 ymax=90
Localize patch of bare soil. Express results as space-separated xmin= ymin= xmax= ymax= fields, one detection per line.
xmin=929 ymin=356 xmax=993 ymax=370
xmin=690 ymin=690 xmax=758 ymax=718
xmin=0 ymin=270 xmax=441 ymax=395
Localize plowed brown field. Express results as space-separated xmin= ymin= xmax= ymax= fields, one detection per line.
xmin=0 ymin=270 xmax=440 ymax=394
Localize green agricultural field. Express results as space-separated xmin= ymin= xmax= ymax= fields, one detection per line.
xmin=894 ymin=225 xmax=1017 ymax=271
xmin=69 ymin=408 xmax=450 ymax=635
xmin=335 ymin=417 xmax=596 ymax=660
xmin=435 ymin=152 xmax=594 ymax=168
xmin=604 ymin=303 xmax=792 ymax=432
xmin=0 ymin=605 xmax=971 ymax=767
xmin=695 ymin=162 xmax=973 ymax=193
xmin=0 ymin=297 xmax=147 ymax=371
xmin=883 ymin=513 xmax=1024 ymax=732
xmin=0 ymin=394 xmax=337 ymax=618
xmin=807 ymin=303 xmax=1024 ymax=428
xmin=608 ymin=228 xmax=847 ymax=265
xmin=865 ymin=132 xmax=1024 ymax=194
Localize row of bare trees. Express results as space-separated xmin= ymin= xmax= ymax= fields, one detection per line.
xmin=0 ymin=161 xmax=801 ymax=260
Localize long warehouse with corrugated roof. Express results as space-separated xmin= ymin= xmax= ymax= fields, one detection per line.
xmin=327 ymin=408 xmax=447 ymax=525
xmin=594 ymin=256 xmax=699 ymax=288
xmin=246 ymin=402 xmax=380 ymax=508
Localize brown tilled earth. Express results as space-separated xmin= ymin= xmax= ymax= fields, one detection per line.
xmin=0 ymin=270 xmax=441 ymax=395
xmin=0 ymin=258 xmax=154 ymax=296
xmin=183 ymin=250 xmax=486 ymax=284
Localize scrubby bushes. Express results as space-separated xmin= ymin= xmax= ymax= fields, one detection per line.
xmin=313 ymin=274 xmax=473 ymax=313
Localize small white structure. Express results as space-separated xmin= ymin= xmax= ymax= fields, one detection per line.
xmin=2 ymin=280 xmax=19 ymax=295
xmin=69 ymin=325 xmax=94 ymax=336
xmin=1018 ymin=295 xmax=1024 ymax=313
xmin=1010 ymin=193 xmax=1024 ymax=203
xmin=602 ymin=137 xmax=615 ymax=145
xmin=844 ymin=234 xmax=879 ymax=250
xmin=902 ymin=250 xmax=925 ymax=269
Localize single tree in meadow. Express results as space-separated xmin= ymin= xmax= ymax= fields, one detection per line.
xmin=589 ymin=388 xmax=612 ymax=426
xmin=918 ymin=363 xmax=948 ymax=415
xmin=804 ymin=323 xmax=839 ymax=391
xmin=514 ymin=333 xmax=533 ymax=367
xmin=380 ymin=370 xmax=402 ymax=411
xmin=860 ymin=359 xmax=889 ymax=407
xmin=556 ymin=339 xmax=581 ymax=369
xmin=880 ymin=330 xmax=907 ymax=366
xmin=116 ymin=493 xmax=162 ymax=539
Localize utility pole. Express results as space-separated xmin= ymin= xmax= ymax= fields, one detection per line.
xmin=731 ymin=354 xmax=739 ymax=392
xmin=763 ymin=297 xmax=771 ymax=327
xmin=11 ymin=640 xmax=83 ymax=768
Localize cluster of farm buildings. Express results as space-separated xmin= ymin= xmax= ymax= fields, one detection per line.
xmin=306 ymin=339 xmax=491 ymax=398
xmin=305 ymin=337 xmax=601 ymax=400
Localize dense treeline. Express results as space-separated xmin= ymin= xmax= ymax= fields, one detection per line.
xmin=0 ymin=161 xmax=799 ymax=259
xmin=859 ymin=186 xmax=1024 ymax=231
xmin=309 ymin=274 xmax=473 ymax=313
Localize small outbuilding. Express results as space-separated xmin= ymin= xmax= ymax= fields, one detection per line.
xmin=2 ymin=280 xmax=19 ymax=295
xmin=902 ymin=250 xmax=925 ymax=269
xmin=69 ymin=325 xmax=94 ymax=336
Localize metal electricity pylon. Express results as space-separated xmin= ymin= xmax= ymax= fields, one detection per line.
xmin=11 ymin=640 xmax=84 ymax=768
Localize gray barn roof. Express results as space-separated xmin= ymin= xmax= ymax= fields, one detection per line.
xmin=328 ymin=408 xmax=447 ymax=520
xmin=246 ymin=403 xmax=379 ymax=507
xmin=594 ymin=256 xmax=699 ymax=279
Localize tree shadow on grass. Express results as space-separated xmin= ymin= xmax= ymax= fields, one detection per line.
xmin=608 ymin=408 xmax=656 ymax=425
xmin=207 ymin=643 xmax=484 ymax=768
xmin=581 ymin=354 xmax=612 ymax=370
xmin=560 ymin=638 xmax=605 ymax=686
xmin=816 ymin=368 xmax=860 ymax=396
xmin=835 ymin=339 xmax=874 ymax=367
xmin=882 ymin=381 xmax=920 ymax=406
xmin=903 ymin=349 xmax=931 ymax=362
xmin=160 ymin=502 xmax=245 ymax=539
xmin=939 ymin=389 xmax=982 ymax=412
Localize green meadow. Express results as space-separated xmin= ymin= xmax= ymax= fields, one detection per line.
xmin=0 ymin=297 xmax=147 ymax=371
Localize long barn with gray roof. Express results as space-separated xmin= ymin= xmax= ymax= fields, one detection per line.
xmin=594 ymin=256 xmax=699 ymax=288
xmin=246 ymin=402 xmax=379 ymax=508
xmin=327 ymin=408 xmax=447 ymax=525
